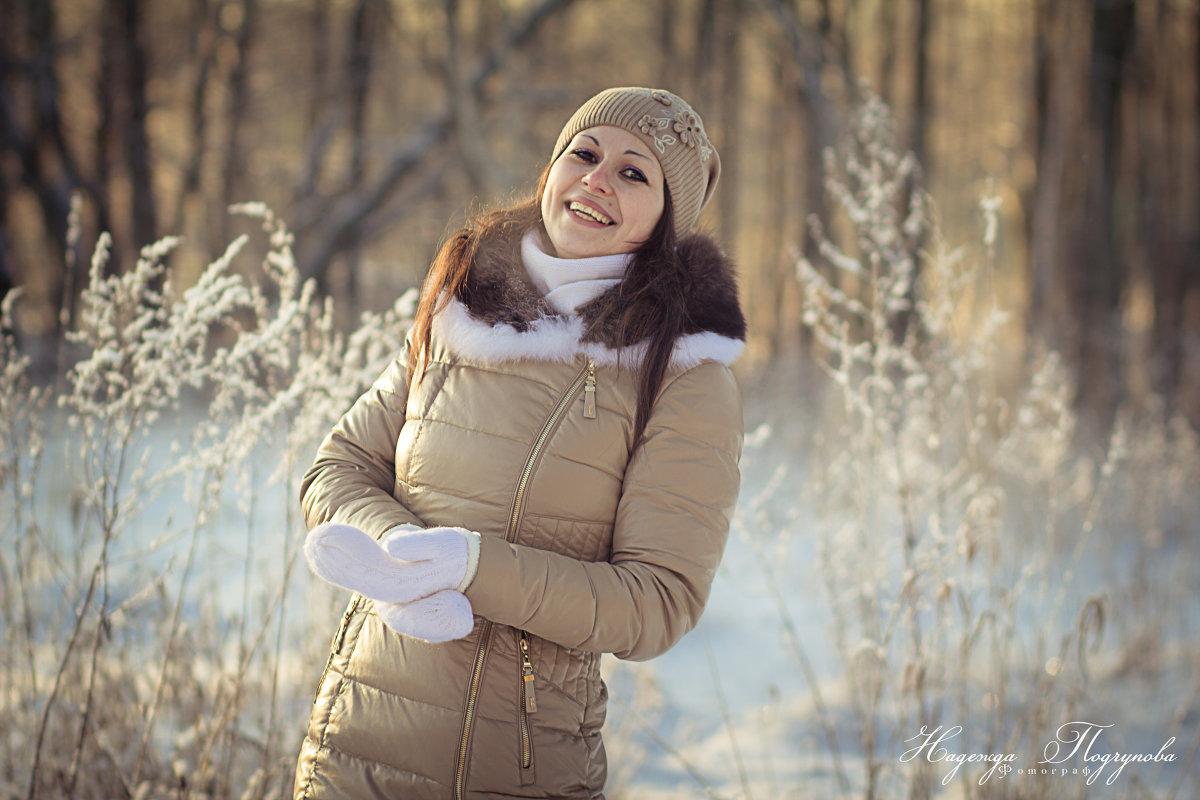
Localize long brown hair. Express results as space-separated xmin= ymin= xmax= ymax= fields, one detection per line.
xmin=406 ymin=167 xmax=547 ymax=383
xmin=408 ymin=164 xmax=688 ymax=446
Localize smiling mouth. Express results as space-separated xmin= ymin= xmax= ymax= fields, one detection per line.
xmin=568 ymin=201 xmax=614 ymax=225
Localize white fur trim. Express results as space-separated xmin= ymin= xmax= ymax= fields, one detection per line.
xmin=669 ymin=331 xmax=746 ymax=369
xmin=432 ymin=297 xmax=743 ymax=368
xmin=434 ymin=296 xmax=585 ymax=364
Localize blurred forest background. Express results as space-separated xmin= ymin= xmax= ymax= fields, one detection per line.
xmin=4 ymin=2 xmax=1200 ymax=796
xmin=2 ymin=0 xmax=1198 ymax=426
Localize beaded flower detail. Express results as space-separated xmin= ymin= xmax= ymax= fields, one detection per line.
xmin=636 ymin=108 xmax=713 ymax=162
xmin=673 ymin=111 xmax=702 ymax=147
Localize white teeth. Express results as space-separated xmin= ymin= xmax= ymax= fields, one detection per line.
xmin=568 ymin=201 xmax=613 ymax=225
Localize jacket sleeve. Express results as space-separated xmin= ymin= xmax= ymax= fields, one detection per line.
xmin=299 ymin=340 xmax=425 ymax=537
xmin=465 ymin=361 xmax=743 ymax=661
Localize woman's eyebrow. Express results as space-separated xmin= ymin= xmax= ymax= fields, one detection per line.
xmin=581 ymin=133 xmax=651 ymax=161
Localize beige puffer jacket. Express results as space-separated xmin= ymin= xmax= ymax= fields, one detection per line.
xmin=293 ymin=235 xmax=745 ymax=799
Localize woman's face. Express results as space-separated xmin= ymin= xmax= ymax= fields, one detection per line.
xmin=540 ymin=125 xmax=665 ymax=259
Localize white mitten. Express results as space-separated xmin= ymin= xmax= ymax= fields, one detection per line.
xmin=382 ymin=526 xmax=480 ymax=592
xmin=376 ymin=590 xmax=475 ymax=643
xmin=304 ymin=522 xmax=468 ymax=604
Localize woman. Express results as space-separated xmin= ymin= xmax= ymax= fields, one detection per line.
xmin=294 ymin=86 xmax=746 ymax=799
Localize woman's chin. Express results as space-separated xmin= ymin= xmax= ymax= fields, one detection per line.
xmin=545 ymin=228 xmax=626 ymax=260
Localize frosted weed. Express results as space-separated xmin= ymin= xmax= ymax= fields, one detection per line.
xmin=3 ymin=91 xmax=1196 ymax=798
xmin=2 ymin=205 xmax=414 ymax=799
xmin=708 ymin=89 xmax=1200 ymax=799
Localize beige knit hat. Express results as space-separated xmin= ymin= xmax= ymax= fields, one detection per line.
xmin=551 ymin=87 xmax=721 ymax=237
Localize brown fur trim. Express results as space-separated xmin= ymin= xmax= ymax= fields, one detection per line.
xmin=456 ymin=232 xmax=745 ymax=350
xmin=456 ymin=233 xmax=552 ymax=331
xmin=673 ymin=235 xmax=747 ymax=340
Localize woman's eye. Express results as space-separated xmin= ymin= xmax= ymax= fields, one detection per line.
xmin=621 ymin=168 xmax=647 ymax=183
xmin=571 ymin=148 xmax=598 ymax=163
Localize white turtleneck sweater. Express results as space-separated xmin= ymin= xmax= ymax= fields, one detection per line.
xmin=521 ymin=232 xmax=631 ymax=315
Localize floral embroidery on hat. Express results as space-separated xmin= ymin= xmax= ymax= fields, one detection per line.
xmin=673 ymin=111 xmax=703 ymax=148
xmin=651 ymin=90 xmax=674 ymax=106
xmin=637 ymin=102 xmax=712 ymax=158
xmin=638 ymin=113 xmax=677 ymax=153
xmin=651 ymin=132 xmax=678 ymax=154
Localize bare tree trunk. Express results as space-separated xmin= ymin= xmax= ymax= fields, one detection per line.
xmin=95 ymin=0 xmax=119 ymax=267
xmin=910 ymin=0 xmax=930 ymax=171
xmin=659 ymin=0 xmax=678 ymax=88
xmin=1146 ymin=0 xmax=1198 ymax=416
xmin=694 ymin=0 xmax=719 ymax=110
xmin=716 ymin=0 xmax=740 ymax=248
xmin=170 ymin=0 xmax=217 ymax=237
xmin=818 ymin=0 xmax=855 ymax=96
xmin=219 ymin=0 xmax=259 ymax=247
xmin=340 ymin=0 xmax=382 ymax=302
xmin=346 ymin=0 xmax=376 ymax=193
xmin=309 ymin=0 xmax=332 ymax=131
xmin=1073 ymin=0 xmax=1134 ymax=421
xmin=0 ymin=182 xmax=12 ymax=304
xmin=1191 ymin=0 xmax=1200 ymax=424
xmin=444 ymin=0 xmax=501 ymax=198
xmin=1025 ymin=0 xmax=1069 ymax=345
xmin=762 ymin=46 xmax=793 ymax=357
xmin=20 ymin=0 xmax=87 ymax=314
xmin=117 ymin=0 xmax=157 ymax=251
xmin=31 ymin=0 xmax=84 ymax=232
xmin=764 ymin=0 xmax=840 ymax=286
xmin=878 ymin=0 xmax=897 ymax=105
xmin=0 ymin=1 xmax=13 ymax=295
xmin=293 ymin=0 xmax=338 ymax=209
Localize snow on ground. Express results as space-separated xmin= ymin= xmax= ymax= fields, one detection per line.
xmin=22 ymin=363 xmax=1199 ymax=798
xmin=594 ymin=371 xmax=1200 ymax=798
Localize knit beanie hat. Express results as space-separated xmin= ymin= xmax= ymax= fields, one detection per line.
xmin=551 ymin=87 xmax=721 ymax=237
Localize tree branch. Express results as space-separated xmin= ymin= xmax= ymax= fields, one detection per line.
xmin=294 ymin=0 xmax=578 ymax=285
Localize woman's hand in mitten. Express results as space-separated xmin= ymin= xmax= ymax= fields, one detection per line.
xmin=381 ymin=525 xmax=480 ymax=592
xmin=376 ymin=591 xmax=475 ymax=643
xmin=303 ymin=522 xmax=470 ymax=604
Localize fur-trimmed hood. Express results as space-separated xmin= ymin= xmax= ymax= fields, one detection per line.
xmin=434 ymin=233 xmax=746 ymax=370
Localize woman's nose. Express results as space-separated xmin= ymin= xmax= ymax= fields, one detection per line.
xmin=581 ymin=165 xmax=611 ymax=194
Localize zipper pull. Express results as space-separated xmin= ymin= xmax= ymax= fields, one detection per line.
xmin=520 ymin=634 xmax=537 ymax=714
xmin=583 ymin=359 xmax=596 ymax=419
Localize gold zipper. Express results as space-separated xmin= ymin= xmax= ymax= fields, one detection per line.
xmin=505 ymin=357 xmax=592 ymax=536
xmin=453 ymin=357 xmax=592 ymax=800
xmin=519 ymin=633 xmax=536 ymax=769
xmin=312 ymin=595 xmax=362 ymax=707
xmin=583 ymin=359 xmax=597 ymax=419
xmin=453 ymin=623 xmax=493 ymax=800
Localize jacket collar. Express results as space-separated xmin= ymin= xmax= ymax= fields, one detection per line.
xmin=436 ymin=231 xmax=746 ymax=369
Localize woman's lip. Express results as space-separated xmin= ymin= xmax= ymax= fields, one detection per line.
xmin=566 ymin=198 xmax=615 ymax=225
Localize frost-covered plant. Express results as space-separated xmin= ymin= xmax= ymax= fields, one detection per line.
xmin=786 ymin=90 xmax=1165 ymax=799
xmin=2 ymin=206 xmax=415 ymax=799
xmin=1 ymin=289 xmax=52 ymax=786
